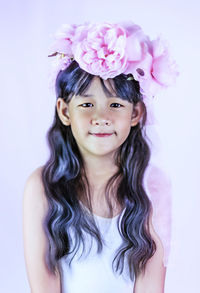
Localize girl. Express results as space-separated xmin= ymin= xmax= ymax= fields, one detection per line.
xmin=23 ymin=21 xmax=177 ymax=293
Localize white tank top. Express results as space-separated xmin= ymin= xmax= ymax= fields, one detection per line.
xmin=58 ymin=207 xmax=135 ymax=293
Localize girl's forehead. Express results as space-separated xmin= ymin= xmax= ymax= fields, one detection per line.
xmin=79 ymin=76 xmax=117 ymax=97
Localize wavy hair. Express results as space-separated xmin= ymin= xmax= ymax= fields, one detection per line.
xmin=42 ymin=60 xmax=156 ymax=282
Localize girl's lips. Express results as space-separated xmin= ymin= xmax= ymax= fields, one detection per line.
xmin=91 ymin=133 xmax=113 ymax=137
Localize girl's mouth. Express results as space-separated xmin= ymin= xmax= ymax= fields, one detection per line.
xmin=91 ymin=133 xmax=113 ymax=137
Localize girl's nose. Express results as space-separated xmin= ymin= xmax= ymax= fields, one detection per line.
xmin=91 ymin=118 xmax=111 ymax=126
xmin=91 ymin=106 xmax=112 ymax=126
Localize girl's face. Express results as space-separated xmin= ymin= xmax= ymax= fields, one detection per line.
xmin=57 ymin=77 xmax=143 ymax=160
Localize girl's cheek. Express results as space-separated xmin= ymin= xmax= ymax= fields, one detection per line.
xmin=79 ymin=114 xmax=91 ymax=122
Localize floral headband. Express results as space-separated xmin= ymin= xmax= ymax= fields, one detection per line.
xmin=48 ymin=21 xmax=178 ymax=123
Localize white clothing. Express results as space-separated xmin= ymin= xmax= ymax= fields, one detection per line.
xmin=59 ymin=208 xmax=135 ymax=293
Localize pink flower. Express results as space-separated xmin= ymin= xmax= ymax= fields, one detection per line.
xmin=48 ymin=24 xmax=78 ymax=87
xmin=120 ymin=21 xmax=149 ymax=62
xmin=72 ymin=23 xmax=129 ymax=79
xmin=124 ymin=36 xmax=179 ymax=97
xmin=49 ymin=24 xmax=77 ymax=57
xmin=48 ymin=55 xmax=72 ymax=93
xmin=151 ymin=37 xmax=179 ymax=87
xmin=48 ymin=21 xmax=179 ymax=100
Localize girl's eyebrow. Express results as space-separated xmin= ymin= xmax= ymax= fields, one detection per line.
xmin=81 ymin=94 xmax=93 ymax=97
xmin=79 ymin=94 xmax=118 ymax=98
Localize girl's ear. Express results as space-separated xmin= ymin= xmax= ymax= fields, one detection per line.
xmin=130 ymin=101 xmax=144 ymax=127
xmin=56 ymin=98 xmax=71 ymax=126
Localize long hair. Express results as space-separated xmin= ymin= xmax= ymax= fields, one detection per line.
xmin=42 ymin=60 xmax=156 ymax=282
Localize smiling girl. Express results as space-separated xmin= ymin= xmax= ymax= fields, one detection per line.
xmin=23 ymin=21 xmax=178 ymax=293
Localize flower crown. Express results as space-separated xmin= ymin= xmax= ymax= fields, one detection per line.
xmin=48 ymin=21 xmax=178 ymax=99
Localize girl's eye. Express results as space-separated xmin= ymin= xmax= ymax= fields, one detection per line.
xmin=80 ymin=103 xmax=93 ymax=107
xmin=79 ymin=102 xmax=123 ymax=108
xmin=110 ymin=103 xmax=123 ymax=108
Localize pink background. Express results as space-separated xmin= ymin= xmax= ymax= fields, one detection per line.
xmin=1 ymin=0 xmax=199 ymax=292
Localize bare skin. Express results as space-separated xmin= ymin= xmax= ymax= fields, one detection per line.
xmin=23 ymin=76 xmax=166 ymax=292
xmin=23 ymin=166 xmax=166 ymax=293
xmin=57 ymin=76 xmax=167 ymax=293
xmin=56 ymin=76 xmax=143 ymax=217
xmin=23 ymin=166 xmax=61 ymax=293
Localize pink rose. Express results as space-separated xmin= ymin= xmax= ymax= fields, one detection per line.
xmin=48 ymin=24 xmax=78 ymax=91
xmin=120 ymin=21 xmax=149 ymax=62
xmin=48 ymin=21 xmax=179 ymax=100
xmin=151 ymin=38 xmax=179 ymax=87
xmin=72 ymin=23 xmax=129 ymax=79
xmin=122 ymin=23 xmax=153 ymax=92
xmin=125 ymin=37 xmax=179 ymax=97
xmin=49 ymin=24 xmax=77 ymax=57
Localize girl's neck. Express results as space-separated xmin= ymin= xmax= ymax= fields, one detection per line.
xmin=83 ymin=153 xmax=119 ymax=190
xmin=79 ymin=154 xmax=123 ymax=218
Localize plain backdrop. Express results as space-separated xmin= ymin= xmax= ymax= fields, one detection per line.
xmin=0 ymin=0 xmax=200 ymax=292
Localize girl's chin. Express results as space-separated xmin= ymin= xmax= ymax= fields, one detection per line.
xmin=87 ymin=148 xmax=119 ymax=157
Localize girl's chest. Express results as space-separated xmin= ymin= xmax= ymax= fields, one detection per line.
xmin=89 ymin=197 xmax=123 ymax=218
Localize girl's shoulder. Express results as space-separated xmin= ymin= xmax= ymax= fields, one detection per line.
xmin=23 ymin=165 xmax=47 ymax=210
xmin=23 ymin=167 xmax=61 ymax=291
